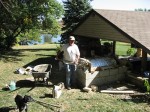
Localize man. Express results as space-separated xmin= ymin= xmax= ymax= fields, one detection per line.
xmin=59 ymin=36 xmax=80 ymax=90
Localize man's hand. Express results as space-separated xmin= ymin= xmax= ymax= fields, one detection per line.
xmin=74 ymin=60 xmax=79 ymax=65
xmin=74 ymin=54 xmax=80 ymax=65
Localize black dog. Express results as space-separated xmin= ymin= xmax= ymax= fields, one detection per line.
xmin=15 ymin=94 xmax=33 ymax=112
xmin=57 ymin=51 xmax=64 ymax=60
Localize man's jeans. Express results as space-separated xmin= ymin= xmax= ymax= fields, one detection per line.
xmin=65 ymin=64 xmax=77 ymax=87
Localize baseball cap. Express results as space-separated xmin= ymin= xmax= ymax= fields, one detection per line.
xmin=69 ymin=36 xmax=75 ymax=40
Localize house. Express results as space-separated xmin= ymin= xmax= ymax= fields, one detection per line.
xmin=71 ymin=9 xmax=150 ymax=87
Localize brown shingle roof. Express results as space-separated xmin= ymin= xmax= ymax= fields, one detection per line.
xmin=95 ymin=9 xmax=150 ymax=52
xmin=73 ymin=9 xmax=150 ymax=54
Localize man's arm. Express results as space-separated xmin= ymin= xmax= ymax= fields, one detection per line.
xmin=75 ymin=45 xmax=80 ymax=64
xmin=74 ymin=54 xmax=80 ymax=64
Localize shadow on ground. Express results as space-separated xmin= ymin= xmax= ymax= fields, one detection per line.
xmin=0 ymin=49 xmax=56 ymax=63
xmin=22 ymin=56 xmax=66 ymax=86
xmin=16 ymin=79 xmax=34 ymax=87
xmin=0 ymin=106 xmax=16 ymax=112
xmin=121 ymin=94 xmax=150 ymax=104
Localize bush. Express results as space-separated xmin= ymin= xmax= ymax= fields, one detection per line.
xmin=126 ymin=48 xmax=136 ymax=56
xmin=144 ymin=79 xmax=150 ymax=93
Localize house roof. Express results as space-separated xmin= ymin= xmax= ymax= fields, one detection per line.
xmin=72 ymin=9 xmax=150 ymax=54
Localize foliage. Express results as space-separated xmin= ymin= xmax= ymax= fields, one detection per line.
xmin=61 ymin=0 xmax=92 ymax=43
xmin=135 ymin=8 xmax=150 ymax=12
xmin=144 ymin=79 xmax=150 ymax=93
xmin=0 ymin=0 xmax=64 ymax=50
xmin=17 ymin=29 xmax=42 ymax=43
xmin=43 ymin=34 xmax=52 ymax=44
xmin=126 ymin=48 xmax=136 ymax=56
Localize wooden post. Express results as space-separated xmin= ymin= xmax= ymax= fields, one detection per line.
xmin=141 ymin=49 xmax=147 ymax=73
xmin=112 ymin=41 xmax=116 ymax=56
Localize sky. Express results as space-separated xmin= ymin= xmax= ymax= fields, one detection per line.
xmin=57 ymin=0 xmax=150 ymax=11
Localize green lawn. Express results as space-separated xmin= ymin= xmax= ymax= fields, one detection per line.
xmin=116 ymin=42 xmax=130 ymax=55
xmin=0 ymin=44 xmax=149 ymax=112
xmin=101 ymin=40 xmax=135 ymax=56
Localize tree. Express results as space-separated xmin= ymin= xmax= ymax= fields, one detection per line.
xmin=61 ymin=0 xmax=92 ymax=43
xmin=135 ymin=8 xmax=150 ymax=12
xmin=17 ymin=29 xmax=42 ymax=45
xmin=0 ymin=0 xmax=64 ymax=50
xmin=43 ymin=34 xmax=52 ymax=44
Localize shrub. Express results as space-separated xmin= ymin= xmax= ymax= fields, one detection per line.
xmin=126 ymin=48 xmax=136 ymax=56
xmin=144 ymin=79 xmax=150 ymax=93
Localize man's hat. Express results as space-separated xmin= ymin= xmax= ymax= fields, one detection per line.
xmin=69 ymin=36 xmax=75 ymax=40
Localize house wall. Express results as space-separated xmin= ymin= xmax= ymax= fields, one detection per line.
xmin=74 ymin=12 xmax=130 ymax=43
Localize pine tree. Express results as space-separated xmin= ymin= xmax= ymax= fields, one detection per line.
xmin=61 ymin=0 xmax=92 ymax=43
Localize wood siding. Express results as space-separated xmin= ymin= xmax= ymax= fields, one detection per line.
xmin=74 ymin=12 xmax=131 ymax=43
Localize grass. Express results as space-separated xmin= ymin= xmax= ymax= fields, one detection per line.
xmin=116 ymin=42 xmax=131 ymax=55
xmin=0 ymin=44 xmax=149 ymax=112
xmin=101 ymin=40 xmax=134 ymax=56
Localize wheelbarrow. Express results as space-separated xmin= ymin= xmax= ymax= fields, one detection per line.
xmin=32 ymin=64 xmax=52 ymax=85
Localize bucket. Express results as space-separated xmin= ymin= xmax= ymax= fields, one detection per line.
xmin=9 ymin=81 xmax=16 ymax=91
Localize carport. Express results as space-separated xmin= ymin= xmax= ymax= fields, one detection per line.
xmin=72 ymin=9 xmax=150 ymax=73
